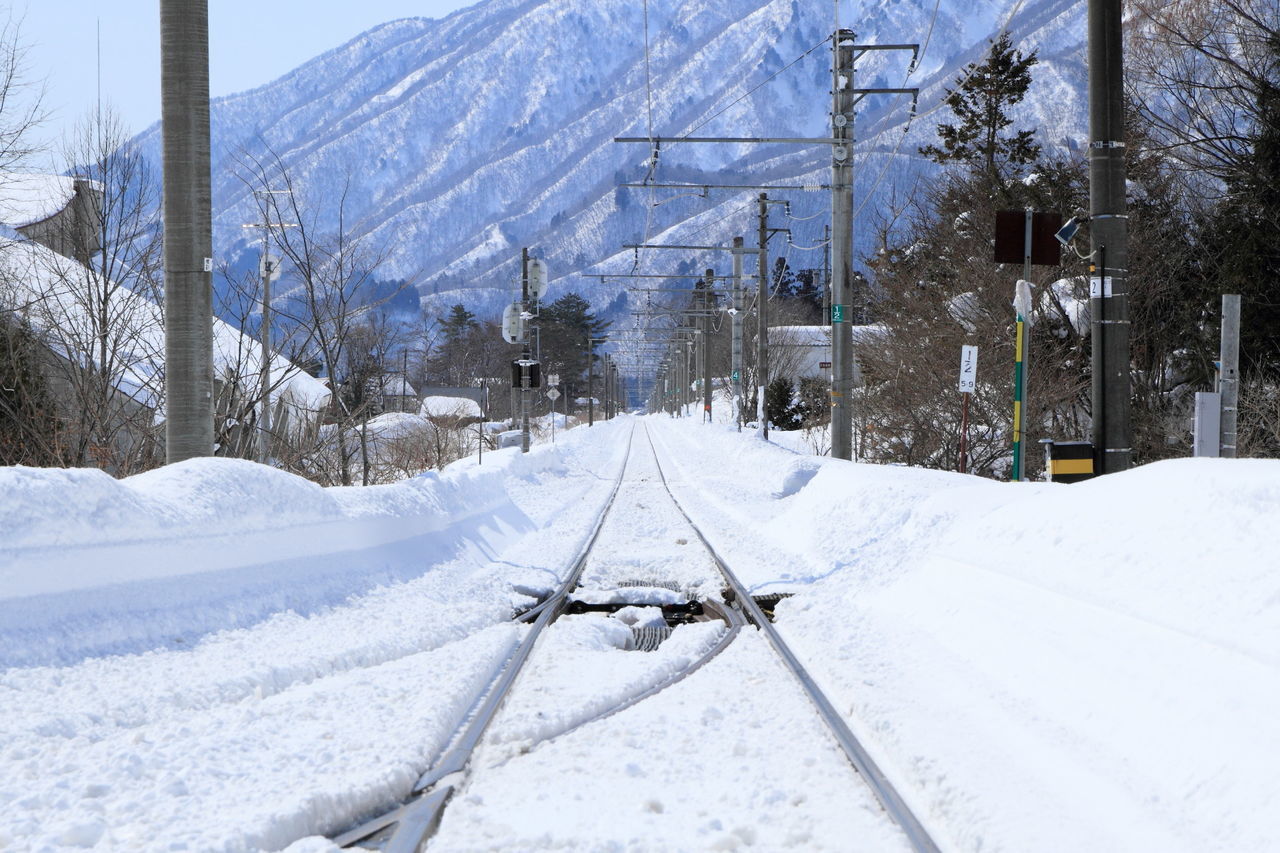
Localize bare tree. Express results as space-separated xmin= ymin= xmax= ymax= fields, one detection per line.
xmin=5 ymin=108 xmax=165 ymax=473
xmin=0 ymin=11 xmax=46 ymax=175
xmin=237 ymin=147 xmax=412 ymax=484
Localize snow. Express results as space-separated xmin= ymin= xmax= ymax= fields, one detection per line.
xmin=419 ymin=394 xmax=483 ymax=419
xmin=2 ymin=415 xmax=1278 ymax=850
xmin=0 ymin=173 xmax=81 ymax=227
xmin=0 ymin=232 xmax=330 ymax=419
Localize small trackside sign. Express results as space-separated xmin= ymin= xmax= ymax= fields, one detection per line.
xmin=959 ymin=345 xmax=978 ymax=393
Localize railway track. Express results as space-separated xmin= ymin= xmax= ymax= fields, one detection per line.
xmin=333 ymin=421 xmax=940 ymax=852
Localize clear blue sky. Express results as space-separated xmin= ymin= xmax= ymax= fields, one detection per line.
xmin=13 ymin=0 xmax=477 ymax=160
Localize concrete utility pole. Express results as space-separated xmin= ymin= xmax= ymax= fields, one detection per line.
xmin=702 ymin=269 xmax=714 ymax=421
xmin=241 ymin=192 xmax=294 ymax=465
xmin=732 ymin=236 xmax=745 ymax=430
xmin=1088 ymin=0 xmax=1131 ymax=474
xmin=757 ymin=193 xmax=770 ymax=439
xmin=520 ymin=248 xmax=531 ymax=453
xmin=1219 ymin=294 xmax=1241 ymax=458
xmin=587 ymin=335 xmax=595 ymax=425
xmin=160 ymin=0 xmax=215 ymax=463
xmin=830 ymin=29 xmax=856 ymax=461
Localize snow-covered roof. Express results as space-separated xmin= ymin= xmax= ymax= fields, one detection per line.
xmin=0 ymin=173 xmax=81 ymax=228
xmin=769 ymin=325 xmax=829 ymax=347
xmin=0 ymin=232 xmax=330 ymax=418
xmin=419 ymin=395 xmax=483 ymax=419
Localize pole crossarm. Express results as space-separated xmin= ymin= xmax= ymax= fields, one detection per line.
xmin=616 ymin=136 xmax=841 ymax=145
xmin=619 ymin=182 xmax=830 ymax=190
xmin=623 ymin=243 xmax=754 ymax=253
xmin=627 ymin=288 xmax=731 ymax=293
xmin=584 ymin=273 xmax=758 ymax=280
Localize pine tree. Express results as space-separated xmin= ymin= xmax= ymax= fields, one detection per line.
xmin=920 ymin=33 xmax=1041 ymax=194
xmin=538 ymin=293 xmax=610 ymax=403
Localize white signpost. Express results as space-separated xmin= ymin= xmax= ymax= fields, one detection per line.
xmin=958 ymin=345 xmax=978 ymax=473
xmin=959 ymin=344 xmax=979 ymax=393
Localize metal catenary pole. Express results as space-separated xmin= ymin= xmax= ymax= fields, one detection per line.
xmin=830 ymin=29 xmax=856 ymax=461
xmin=1088 ymin=0 xmax=1131 ymax=474
xmin=587 ymin=334 xmax=595 ymax=426
xmin=258 ymin=226 xmax=272 ymax=463
xmin=732 ymin=236 xmax=744 ymax=430
xmin=520 ymin=248 xmax=531 ymax=453
xmin=703 ymin=269 xmax=714 ymax=421
xmin=160 ymin=0 xmax=214 ymax=463
xmin=1219 ymin=294 xmax=1240 ymax=458
xmin=757 ymin=193 xmax=770 ymax=438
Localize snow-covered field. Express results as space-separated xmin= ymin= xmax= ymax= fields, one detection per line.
xmin=1 ymin=415 xmax=1276 ymax=851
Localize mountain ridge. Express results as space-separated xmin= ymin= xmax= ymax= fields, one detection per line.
xmin=130 ymin=0 xmax=1088 ymax=321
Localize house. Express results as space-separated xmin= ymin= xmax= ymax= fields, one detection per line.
xmin=0 ymin=173 xmax=103 ymax=264
xmin=0 ymin=175 xmax=329 ymax=470
xmin=768 ymin=324 xmax=885 ymax=386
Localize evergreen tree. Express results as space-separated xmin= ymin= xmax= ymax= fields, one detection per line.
xmin=764 ymin=376 xmax=802 ymax=430
xmin=439 ymin=304 xmax=477 ymax=340
xmin=538 ymin=293 xmax=610 ymax=403
xmin=920 ymin=32 xmax=1041 ymax=195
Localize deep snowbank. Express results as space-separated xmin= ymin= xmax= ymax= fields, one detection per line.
xmin=649 ymin=417 xmax=1280 ymax=852
xmin=0 ymin=448 xmax=564 ymax=667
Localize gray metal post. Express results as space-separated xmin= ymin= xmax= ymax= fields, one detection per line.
xmin=1194 ymin=392 xmax=1222 ymax=457
xmin=732 ymin=237 xmax=744 ymax=430
xmin=830 ymin=29 xmax=856 ymax=461
xmin=757 ymin=193 xmax=770 ymax=438
xmin=587 ymin=335 xmax=594 ymax=426
xmin=520 ymin=248 xmax=530 ymax=452
xmin=161 ymin=0 xmax=214 ymax=462
xmin=1219 ymin=294 xmax=1240 ymax=458
xmin=703 ymin=268 xmax=714 ymax=421
xmin=1088 ymin=0 xmax=1131 ymax=474
xmin=258 ymin=224 xmax=271 ymax=464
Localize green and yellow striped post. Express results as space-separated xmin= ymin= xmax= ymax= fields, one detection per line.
xmin=1012 ymin=315 xmax=1027 ymax=481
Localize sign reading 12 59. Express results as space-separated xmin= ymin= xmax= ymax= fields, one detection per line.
xmin=958 ymin=345 xmax=978 ymax=393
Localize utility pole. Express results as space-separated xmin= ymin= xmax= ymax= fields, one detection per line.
xmin=1219 ymin=294 xmax=1240 ymax=458
xmin=703 ymin=268 xmax=714 ymax=421
xmin=732 ymin=237 xmax=745 ymax=431
xmin=587 ymin=335 xmax=595 ymax=425
xmin=241 ymin=192 xmax=294 ymax=465
xmin=520 ymin=248 xmax=531 ymax=453
xmin=757 ymin=193 xmax=770 ymax=439
xmin=160 ymin=0 xmax=214 ymax=463
xmin=1088 ymin=0 xmax=1131 ymax=474
xmin=830 ymin=29 xmax=856 ymax=461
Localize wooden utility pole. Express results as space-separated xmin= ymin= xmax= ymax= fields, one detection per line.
xmin=160 ymin=0 xmax=214 ymax=462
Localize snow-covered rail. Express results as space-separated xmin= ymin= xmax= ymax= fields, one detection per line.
xmin=643 ymin=423 xmax=943 ymax=853
xmin=332 ymin=423 xmax=745 ymax=851
xmin=334 ymin=421 xmax=939 ymax=852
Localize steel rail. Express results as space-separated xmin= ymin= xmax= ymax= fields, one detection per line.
xmin=515 ymin=598 xmax=746 ymax=748
xmin=641 ymin=423 xmax=943 ymax=853
xmin=335 ymin=425 xmax=639 ymax=851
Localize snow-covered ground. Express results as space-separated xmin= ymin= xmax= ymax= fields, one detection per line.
xmin=1 ymin=415 xmax=1277 ymax=851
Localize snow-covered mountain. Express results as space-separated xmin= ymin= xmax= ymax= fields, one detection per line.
xmin=134 ymin=0 xmax=1088 ymax=321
